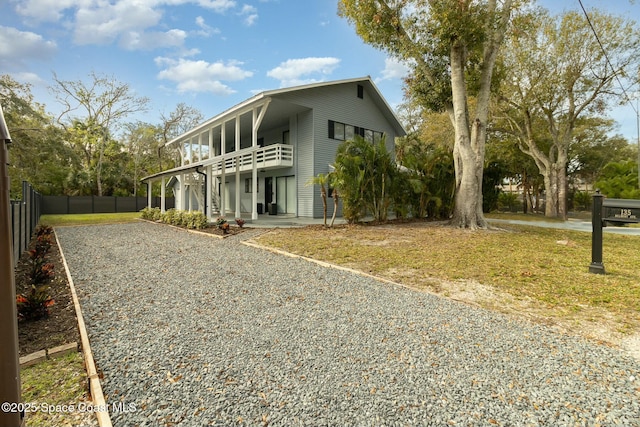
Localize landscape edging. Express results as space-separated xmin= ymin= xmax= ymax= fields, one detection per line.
xmin=54 ymin=230 xmax=113 ymax=427
xmin=19 ymin=342 xmax=78 ymax=368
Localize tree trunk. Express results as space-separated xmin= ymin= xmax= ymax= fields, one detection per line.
xmin=449 ymin=42 xmax=487 ymax=229
xmin=330 ymin=189 xmax=339 ymax=227
xmin=558 ymin=165 xmax=567 ymax=219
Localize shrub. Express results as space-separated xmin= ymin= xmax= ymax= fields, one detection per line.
xmin=140 ymin=207 xmax=162 ymax=220
xmin=497 ymin=192 xmax=521 ymax=212
xmin=235 ymin=218 xmax=245 ymax=228
xmin=163 ymin=208 xmax=178 ymax=225
xmin=572 ymin=190 xmax=592 ymax=212
xmin=29 ymin=259 xmax=55 ymax=285
xmin=215 ymin=216 xmax=227 ymax=227
xmin=143 ymin=208 xmax=209 ymax=229
xmin=35 ymin=224 xmax=53 ymax=237
xmin=183 ymin=211 xmax=208 ymax=229
xmin=33 ymin=233 xmax=53 ymax=259
xmin=215 ymin=216 xmax=229 ymax=233
xmin=17 ymin=285 xmax=55 ymax=321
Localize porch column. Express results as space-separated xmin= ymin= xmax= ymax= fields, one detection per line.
xmin=220 ymin=123 xmax=226 ymax=216
xmin=252 ymin=107 xmax=259 ymax=220
xmin=180 ymin=174 xmax=186 ymax=211
xmin=209 ymin=128 xmax=214 ymax=159
xmin=235 ymin=116 xmax=241 ymax=218
xmin=147 ymin=181 xmax=152 ymax=208
xmin=161 ymin=176 xmax=166 ymax=213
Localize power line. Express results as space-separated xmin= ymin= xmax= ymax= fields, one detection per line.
xmin=577 ymin=0 xmax=638 ymax=115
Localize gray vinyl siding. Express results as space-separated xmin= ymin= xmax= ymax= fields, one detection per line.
xmin=274 ymin=82 xmax=401 ymax=218
xmin=313 ymin=83 xmax=398 ymax=172
xmin=294 ymin=110 xmax=315 ymax=217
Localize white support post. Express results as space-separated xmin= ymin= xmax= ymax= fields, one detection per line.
xmin=235 ymin=114 xmax=241 ymax=152
xmin=209 ymin=129 xmax=214 ymax=160
xmin=220 ymin=123 xmax=226 ymax=217
xmin=252 ymin=107 xmax=259 ymax=220
xmin=180 ymin=174 xmax=186 ymax=211
xmin=235 ymin=116 xmax=241 ymax=218
xmin=161 ymin=177 xmax=166 ymax=213
xmin=235 ymin=156 xmax=241 ymax=219
xmin=148 ymin=180 xmax=152 ymax=208
xmin=252 ymin=153 xmax=258 ymax=220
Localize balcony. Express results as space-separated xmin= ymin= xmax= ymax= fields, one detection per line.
xmin=209 ymin=143 xmax=293 ymax=175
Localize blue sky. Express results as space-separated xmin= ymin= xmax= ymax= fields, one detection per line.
xmin=1 ymin=0 xmax=639 ymax=142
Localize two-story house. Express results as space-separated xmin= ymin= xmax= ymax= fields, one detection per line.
xmin=142 ymin=76 xmax=406 ymax=220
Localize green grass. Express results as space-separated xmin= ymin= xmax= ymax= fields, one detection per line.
xmin=41 ymin=212 xmax=141 ymax=227
xmin=256 ymin=222 xmax=640 ymax=332
xmin=21 ymin=352 xmax=90 ymax=427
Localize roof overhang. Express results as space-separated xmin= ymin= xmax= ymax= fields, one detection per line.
xmin=0 ymin=104 xmax=12 ymax=143
xmin=164 ymin=76 xmax=406 ymax=150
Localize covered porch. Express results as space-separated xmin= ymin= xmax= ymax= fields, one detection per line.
xmin=142 ymin=94 xmax=304 ymax=221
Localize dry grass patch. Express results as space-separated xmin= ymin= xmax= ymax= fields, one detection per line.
xmin=255 ymin=221 xmax=640 ymax=351
xmin=21 ymin=352 xmax=93 ymax=426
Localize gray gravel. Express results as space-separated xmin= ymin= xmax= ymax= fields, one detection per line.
xmin=56 ymin=222 xmax=639 ymax=427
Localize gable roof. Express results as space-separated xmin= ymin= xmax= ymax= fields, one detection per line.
xmin=165 ymin=76 xmax=406 ymax=147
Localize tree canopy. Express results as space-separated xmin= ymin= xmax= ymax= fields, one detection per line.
xmin=1 ymin=74 xmax=190 ymax=199
xmin=495 ymin=8 xmax=640 ymax=218
xmin=339 ymin=0 xmax=516 ymax=229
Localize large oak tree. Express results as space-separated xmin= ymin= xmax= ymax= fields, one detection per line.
xmin=339 ymin=0 xmax=515 ymax=228
xmin=496 ymin=9 xmax=640 ymax=218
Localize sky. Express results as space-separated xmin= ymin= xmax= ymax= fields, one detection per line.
xmin=1 ymin=0 xmax=639 ymax=142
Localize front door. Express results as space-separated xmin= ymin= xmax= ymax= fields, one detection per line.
xmin=265 ymin=177 xmax=273 ymax=208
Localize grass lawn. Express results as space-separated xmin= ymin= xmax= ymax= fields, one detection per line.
xmin=41 ymin=211 xmax=141 ymax=227
xmin=255 ymin=220 xmax=640 ymax=339
xmin=21 ymin=352 xmax=92 ymax=427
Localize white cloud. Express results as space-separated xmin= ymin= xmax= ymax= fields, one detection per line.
xmin=194 ymin=16 xmax=220 ymax=37
xmin=196 ymin=0 xmax=236 ymax=12
xmin=120 ymin=29 xmax=187 ymax=50
xmin=13 ymin=0 xmax=80 ymax=22
xmin=0 ymin=26 xmax=57 ymax=68
xmin=155 ymin=57 xmax=253 ymax=95
xmin=14 ymin=0 xmax=236 ymax=49
xmin=378 ymin=57 xmax=411 ymax=81
xmin=239 ymin=4 xmax=258 ymax=26
xmin=72 ymin=1 xmax=162 ymax=45
xmin=267 ymin=57 xmax=340 ymax=87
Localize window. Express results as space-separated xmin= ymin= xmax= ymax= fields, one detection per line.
xmin=334 ymin=122 xmax=345 ymax=140
xmin=345 ymin=125 xmax=354 ymax=141
xmin=329 ymin=120 xmax=384 ymax=143
xmin=245 ymin=178 xmax=259 ymax=193
xmin=357 ymin=84 xmax=364 ymax=99
xmin=282 ymin=130 xmax=290 ymax=144
xmin=364 ymin=129 xmax=373 ymax=143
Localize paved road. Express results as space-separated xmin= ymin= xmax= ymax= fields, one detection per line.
xmin=488 ymin=218 xmax=640 ymax=235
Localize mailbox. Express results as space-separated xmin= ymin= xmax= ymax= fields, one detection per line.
xmin=602 ymin=198 xmax=640 ymax=225
xmin=590 ymin=194 xmax=640 ymax=274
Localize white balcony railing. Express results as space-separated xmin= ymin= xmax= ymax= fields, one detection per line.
xmin=206 ymin=143 xmax=293 ymax=175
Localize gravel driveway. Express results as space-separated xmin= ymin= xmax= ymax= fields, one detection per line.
xmin=56 ymin=222 xmax=639 ymax=427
